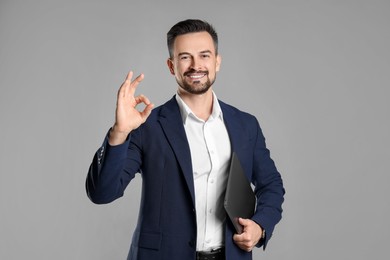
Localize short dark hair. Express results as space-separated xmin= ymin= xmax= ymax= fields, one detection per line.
xmin=167 ymin=19 xmax=218 ymax=58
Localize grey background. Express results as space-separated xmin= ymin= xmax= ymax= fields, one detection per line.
xmin=1 ymin=0 xmax=389 ymax=259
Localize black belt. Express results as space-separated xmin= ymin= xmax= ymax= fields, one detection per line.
xmin=196 ymin=247 xmax=225 ymax=260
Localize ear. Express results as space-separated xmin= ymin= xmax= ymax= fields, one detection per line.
xmin=167 ymin=58 xmax=175 ymax=75
xmin=216 ymin=54 xmax=222 ymax=72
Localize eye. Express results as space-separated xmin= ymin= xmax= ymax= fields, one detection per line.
xmin=201 ymin=54 xmax=210 ymax=58
xmin=180 ymin=55 xmax=190 ymax=60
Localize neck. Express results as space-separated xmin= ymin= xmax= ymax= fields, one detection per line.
xmin=177 ymin=88 xmax=214 ymax=121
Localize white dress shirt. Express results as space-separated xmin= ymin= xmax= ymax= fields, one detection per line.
xmin=175 ymin=92 xmax=231 ymax=251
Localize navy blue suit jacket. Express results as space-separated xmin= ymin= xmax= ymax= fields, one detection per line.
xmin=86 ymin=96 xmax=284 ymax=260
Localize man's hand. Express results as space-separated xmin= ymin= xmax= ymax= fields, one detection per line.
xmin=233 ymin=218 xmax=263 ymax=252
xmin=109 ymin=71 xmax=154 ymax=145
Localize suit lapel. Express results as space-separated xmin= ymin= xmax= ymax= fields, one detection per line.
xmin=157 ymin=97 xmax=195 ymax=207
xmin=220 ymin=101 xmax=243 ymax=154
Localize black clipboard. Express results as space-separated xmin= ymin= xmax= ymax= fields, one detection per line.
xmin=224 ymin=152 xmax=256 ymax=234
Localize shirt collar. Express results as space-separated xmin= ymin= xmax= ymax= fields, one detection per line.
xmin=175 ymin=91 xmax=223 ymax=124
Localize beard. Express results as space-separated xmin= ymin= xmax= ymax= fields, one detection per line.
xmin=177 ymin=70 xmax=216 ymax=95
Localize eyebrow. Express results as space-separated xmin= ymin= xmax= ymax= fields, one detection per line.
xmin=178 ymin=52 xmax=191 ymax=57
xmin=177 ymin=50 xmax=214 ymax=57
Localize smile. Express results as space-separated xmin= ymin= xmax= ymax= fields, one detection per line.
xmin=190 ymin=74 xmax=205 ymax=79
xmin=186 ymin=73 xmax=207 ymax=80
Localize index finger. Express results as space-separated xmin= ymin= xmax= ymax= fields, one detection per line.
xmin=127 ymin=73 xmax=145 ymax=97
xmin=118 ymin=71 xmax=134 ymax=98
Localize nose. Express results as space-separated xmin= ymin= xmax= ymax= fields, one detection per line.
xmin=190 ymin=57 xmax=202 ymax=71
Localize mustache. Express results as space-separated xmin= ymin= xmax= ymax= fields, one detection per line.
xmin=184 ymin=70 xmax=208 ymax=76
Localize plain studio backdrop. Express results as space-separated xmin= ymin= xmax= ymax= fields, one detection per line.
xmin=1 ymin=0 xmax=389 ymax=259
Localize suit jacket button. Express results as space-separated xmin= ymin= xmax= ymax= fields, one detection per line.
xmin=188 ymin=240 xmax=195 ymax=248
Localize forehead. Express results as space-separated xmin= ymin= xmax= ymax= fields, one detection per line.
xmin=173 ymin=31 xmax=215 ymax=55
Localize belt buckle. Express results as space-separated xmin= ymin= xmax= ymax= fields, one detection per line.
xmin=196 ymin=247 xmax=224 ymax=260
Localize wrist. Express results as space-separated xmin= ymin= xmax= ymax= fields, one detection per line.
xmin=257 ymin=223 xmax=266 ymax=242
xmin=260 ymin=227 xmax=266 ymax=241
xmin=108 ymin=126 xmax=130 ymax=146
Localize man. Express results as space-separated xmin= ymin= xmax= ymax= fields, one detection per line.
xmin=86 ymin=19 xmax=284 ymax=260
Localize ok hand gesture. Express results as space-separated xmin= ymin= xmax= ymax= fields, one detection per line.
xmin=109 ymin=71 xmax=154 ymax=145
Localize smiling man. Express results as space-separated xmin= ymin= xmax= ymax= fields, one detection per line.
xmin=168 ymin=31 xmax=220 ymax=96
xmin=86 ymin=19 xmax=285 ymax=260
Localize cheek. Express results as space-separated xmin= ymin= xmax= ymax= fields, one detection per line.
xmin=177 ymin=63 xmax=188 ymax=73
xmin=208 ymin=66 xmax=217 ymax=75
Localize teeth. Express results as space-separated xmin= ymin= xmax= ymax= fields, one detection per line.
xmin=189 ymin=74 xmax=205 ymax=79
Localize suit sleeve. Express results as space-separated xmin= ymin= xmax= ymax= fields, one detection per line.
xmin=85 ymin=129 xmax=142 ymax=204
xmin=250 ymin=118 xmax=285 ymax=249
